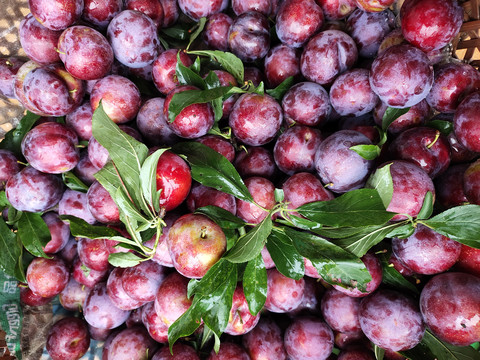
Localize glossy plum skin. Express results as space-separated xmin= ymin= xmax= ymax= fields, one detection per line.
xmin=20 ymin=286 xmax=55 ymax=306
xmin=276 ymin=0 xmax=324 ymax=48
xmin=204 ymin=13 xmax=233 ymax=51
xmin=19 ymin=14 xmax=61 ymax=65
xmin=106 ymin=267 xmax=147 ymax=310
xmin=77 ymin=237 xmax=110 ymax=272
xmin=369 ymin=44 xmax=434 ymax=108
xmin=435 ymin=163 xmax=469 ymax=209
xmin=187 ymin=183 xmax=237 ymax=214
xmin=420 ymin=272 xmax=480 ymax=346
xmin=21 ymin=122 xmax=79 ymax=174
xmin=330 ymin=68 xmax=379 ymax=117
xmin=58 ymin=25 xmax=113 ymax=80
xmin=164 ymin=85 xmax=215 ymax=139
xmin=90 ymin=75 xmax=141 ymax=124
xmin=155 ymin=150 xmax=192 ymax=211
xmin=427 ymin=62 xmax=480 ymax=113
xmin=59 ymin=278 xmax=91 ymax=312
xmin=229 ymin=93 xmax=283 ymax=146
xmin=87 ymin=180 xmax=121 ymax=224
xmin=301 ymin=30 xmax=357 ymax=86
xmin=28 ymin=0 xmax=83 ymax=31
xmin=142 ymin=301 xmax=169 ymax=343
xmin=454 ymin=92 xmax=480 ymax=152
xmin=321 ymin=287 xmax=362 ymax=334
xmin=273 ymin=125 xmax=322 ymax=175
xmin=107 ymin=10 xmax=160 ymax=68
xmin=0 ymin=150 xmax=21 ymax=190
xmin=282 ymin=82 xmax=331 ymax=127
xmin=346 ymin=9 xmax=395 ymax=58
xmin=243 ymin=317 xmax=287 ymax=360
xmin=27 ymin=257 xmax=69 ymax=298
xmin=152 ymin=49 xmax=193 ymax=95
xmin=383 ymin=161 xmax=435 ymax=221
xmin=389 ymin=127 xmax=451 ymax=179
xmin=235 ymin=146 xmax=277 ymax=179
xmin=6 ymin=166 xmax=64 ymax=212
xmin=225 ymin=285 xmax=261 ymax=335
xmin=167 ymin=213 xmax=227 ymax=278
xmin=237 ymin=176 xmax=276 ymax=224
xmin=464 ymin=159 xmax=480 ymax=205
xmin=82 ymin=0 xmax=123 ymax=29
xmin=125 ymin=0 xmax=165 ymax=28
xmin=196 ymin=134 xmax=235 ymax=162
xmin=66 ymin=101 xmax=93 ymax=141
xmin=72 ymin=256 xmax=109 ymax=287
xmin=121 ymin=260 xmax=166 ymax=302
xmin=46 ymin=317 xmax=90 ymax=360
xmin=265 ymin=268 xmax=305 ymax=313
xmin=314 ymin=130 xmax=374 ymax=193
xmin=373 ymin=100 xmax=430 ymax=135
xmin=359 ymin=290 xmax=425 ymax=351
xmin=400 ymin=0 xmax=463 ymax=52
xmin=228 ymin=12 xmax=271 ymax=63
xmin=178 ymin=0 xmax=227 ymax=20
xmin=316 ymin=0 xmax=356 ymax=20
xmin=284 ymin=317 xmax=334 ymax=360
xmin=105 ymin=326 xmax=158 ymax=360
xmin=456 ymin=245 xmax=480 ymax=277
xmin=42 ymin=212 xmax=71 ymax=254
xmin=154 ymin=272 xmax=192 ymax=327
xmin=283 ymin=172 xmax=335 ymax=212
xmin=232 ymin=0 xmax=272 ymax=15
xmin=333 ymin=253 xmax=382 ymax=297
xmin=264 ymin=45 xmax=301 ymax=89
xmin=136 ymin=97 xmax=179 ymax=146
xmin=393 ymin=224 xmax=461 ymax=275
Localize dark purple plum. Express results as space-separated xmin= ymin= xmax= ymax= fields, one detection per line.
xmin=82 ymin=0 xmax=123 ymax=29
xmin=187 ymin=183 xmax=237 ymax=214
xmin=435 ymin=163 xmax=469 ymax=209
xmin=232 ymin=0 xmax=272 ymax=15
xmin=264 ymin=44 xmax=301 ymax=88
xmin=0 ymin=149 xmax=21 ymax=190
xmin=208 ymin=342 xmax=250 ymax=360
xmin=234 ymin=146 xmax=277 ymax=179
xmin=66 ymin=101 xmax=93 ymax=141
xmin=373 ymin=100 xmax=430 ymax=135
xmin=204 ymin=13 xmax=233 ymax=51
xmin=454 ymin=91 xmax=480 ymax=152
xmin=152 ymin=343 xmax=200 ymax=360
xmin=160 ymin=0 xmax=179 ymax=27
xmin=46 ymin=317 xmax=90 ymax=360
xmin=178 ymin=0 xmax=227 ymax=20
xmin=125 ymin=0 xmax=165 ymax=28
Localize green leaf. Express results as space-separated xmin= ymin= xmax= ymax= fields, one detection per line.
xmin=311 ymin=226 xmax=371 ymax=239
xmin=401 ymin=330 xmax=480 ymax=360
xmin=243 ymin=253 xmax=267 ymax=316
xmin=349 ymin=144 xmax=381 ymax=160
xmin=286 ymin=227 xmax=371 ymax=292
xmin=296 ymin=188 xmax=395 ymax=227
xmin=0 ymin=191 xmax=10 ymax=209
xmin=385 ymin=223 xmax=415 ymax=239
xmin=94 ymin=161 xmax=121 ymax=196
xmin=382 ymin=107 xmax=410 ymax=131
xmin=17 ymin=212 xmax=51 ymax=259
xmin=274 ymin=188 xmax=284 ymax=202
xmin=374 ymin=345 xmax=385 ymax=360
xmin=92 ymin=102 xmax=149 ymax=211
xmin=191 ymin=56 xmax=201 ymax=74
xmin=366 ymin=163 xmax=394 ymax=209
xmin=204 ymin=71 xmax=224 ymax=122
xmin=61 ymin=171 xmax=89 ymax=193
xmin=194 ymin=206 xmax=246 ymax=229
xmin=379 ymin=252 xmax=419 ymax=295
xmin=159 ymin=22 xmax=191 ymax=40
xmin=0 ymin=218 xmax=24 ymax=282
xmin=60 ymin=215 xmax=121 ymax=239
xmin=427 ymin=120 xmax=453 ymax=136
xmin=167 ymin=86 xmax=233 ymax=123
xmin=0 ymin=111 xmax=40 ymax=157
xmin=108 ymin=252 xmax=144 ymax=267
xmin=333 ymin=223 xmax=403 ymax=258
xmin=175 ymin=54 xmax=206 ymax=89
xmin=200 ymin=324 xmax=215 ymax=351
xmin=188 ymin=50 xmax=244 ymax=84
xmin=114 ymin=187 xmax=150 ymax=228
xmin=417 ymin=191 xmax=434 ymax=220
xmin=265 ymin=76 xmax=295 ymax=101
xmin=421 ymin=205 xmax=480 ymax=248
xmin=172 ymin=142 xmax=253 ymax=203
xmin=224 ymin=216 xmax=273 ymax=263
xmin=266 ymin=228 xmax=305 ymax=280
xmin=186 ymin=17 xmax=207 ymax=50
xmin=279 ymin=215 xmax=323 ymax=232
xmin=139 ymin=148 xmax=168 ymax=214
xmin=168 ymin=305 xmax=203 ymax=352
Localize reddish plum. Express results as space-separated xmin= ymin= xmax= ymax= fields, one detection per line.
xmin=178 ymin=0 xmax=227 ymax=20
xmin=229 ymin=93 xmax=283 ymax=146
xmin=454 ymin=91 xmax=480 ymax=152
xmin=236 ymin=177 xmax=276 ymax=224
xmin=136 ymin=97 xmax=179 ymax=146
xmin=82 ymin=0 xmax=123 ymax=29
xmin=152 ymin=343 xmax=200 ymax=359
xmin=107 ymin=267 xmax=147 ymax=310
xmin=66 ymin=101 xmax=93 ymax=141
xmin=87 ymin=180 xmax=121 ymax=224
xmin=243 ymin=317 xmax=287 ymax=360
xmin=204 ymin=13 xmax=233 ymax=51
xmin=125 ymin=0 xmax=164 ymax=28
xmin=359 ymin=289 xmax=425 ymax=351
xmin=225 ymin=285 xmax=261 ymax=335
xmin=152 ymin=49 xmax=193 ymax=95
xmin=26 ymin=256 xmax=69 ymax=298
xmin=0 ymin=149 xmax=21 ymax=190
xmin=154 ymin=272 xmax=192 ymax=327
xmin=232 ymin=0 xmax=272 ymax=15
xmin=321 ymin=287 xmax=362 ymax=334
xmin=142 ymin=301 xmax=169 ymax=343
xmin=373 ymin=100 xmax=430 ymax=135
xmin=282 ymin=82 xmax=331 ymax=127
xmin=121 ymin=260 xmax=166 ymax=302
xmin=106 ymin=326 xmax=158 ymax=360
xmin=264 ymin=44 xmax=301 ymax=88
xmin=208 ymin=342 xmax=250 ymax=360
xmin=316 ymin=0 xmax=356 ymax=20
xmin=234 ymin=146 xmax=277 ymax=179
xmin=196 ymin=134 xmax=235 ymax=162
xmin=42 ymin=212 xmax=70 ymax=254
xmin=301 ymin=30 xmax=357 ymax=85
xmin=187 ymin=183 xmax=237 ymax=214
xmin=265 ymin=268 xmax=305 ymax=313
xmin=46 ymin=317 xmax=90 ymax=360
xmin=283 ymin=172 xmax=334 ymax=213
xmin=59 ymin=278 xmax=91 ymax=312
xmin=72 ymin=257 xmax=109 ymax=287
xmin=29 ymin=0 xmax=83 ymax=31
